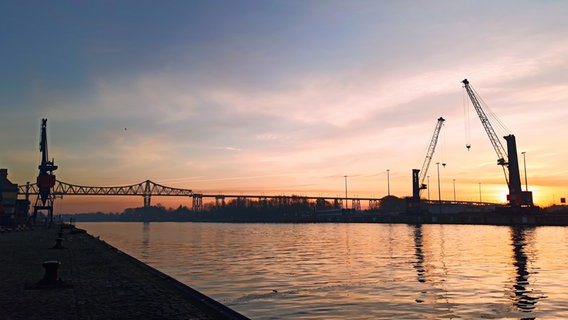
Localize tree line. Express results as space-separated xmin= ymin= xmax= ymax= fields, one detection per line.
xmin=62 ymin=196 xmax=409 ymax=223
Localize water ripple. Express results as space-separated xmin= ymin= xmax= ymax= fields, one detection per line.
xmin=80 ymin=222 xmax=568 ymax=319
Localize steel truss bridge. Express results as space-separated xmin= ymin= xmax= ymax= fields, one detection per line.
xmin=18 ymin=180 xmax=387 ymax=211
xmin=18 ymin=180 xmax=494 ymax=212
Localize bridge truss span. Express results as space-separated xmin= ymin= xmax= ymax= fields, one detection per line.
xmin=18 ymin=179 xmax=495 ymax=213
xmin=19 ymin=180 xmax=194 ymax=208
xmin=20 ymin=178 xmax=449 ymax=213
xmin=19 ymin=179 xmax=388 ymax=211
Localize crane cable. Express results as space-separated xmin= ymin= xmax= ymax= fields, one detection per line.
xmin=473 ymin=88 xmax=511 ymax=186
xmin=471 ymin=86 xmax=511 ymax=138
xmin=463 ymin=88 xmax=471 ymax=151
xmin=442 ymin=122 xmax=447 ymax=167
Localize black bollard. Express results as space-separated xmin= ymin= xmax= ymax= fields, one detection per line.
xmin=24 ymin=260 xmax=72 ymax=289
xmin=39 ymin=261 xmax=61 ymax=285
xmin=53 ymin=237 xmax=64 ymax=249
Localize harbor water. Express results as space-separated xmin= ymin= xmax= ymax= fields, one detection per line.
xmin=78 ymin=222 xmax=568 ymax=319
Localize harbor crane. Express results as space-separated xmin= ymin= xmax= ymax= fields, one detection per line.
xmin=33 ymin=118 xmax=58 ymax=224
xmin=411 ymin=117 xmax=445 ymax=207
xmin=461 ymin=79 xmax=533 ymax=208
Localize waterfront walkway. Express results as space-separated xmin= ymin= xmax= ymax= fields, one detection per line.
xmin=0 ymin=225 xmax=249 ymax=320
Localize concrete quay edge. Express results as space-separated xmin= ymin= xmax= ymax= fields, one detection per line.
xmin=0 ymin=224 xmax=250 ymax=320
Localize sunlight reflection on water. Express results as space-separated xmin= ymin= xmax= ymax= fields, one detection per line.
xmin=78 ymin=222 xmax=568 ymax=319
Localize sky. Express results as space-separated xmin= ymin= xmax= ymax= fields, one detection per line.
xmin=1 ymin=1 xmax=567 ymax=213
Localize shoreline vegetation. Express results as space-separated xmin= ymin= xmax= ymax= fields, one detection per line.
xmin=58 ymin=196 xmax=568 ymax=226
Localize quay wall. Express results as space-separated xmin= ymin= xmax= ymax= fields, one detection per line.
xmin=0 ymin=225 xmax=249 ymax=320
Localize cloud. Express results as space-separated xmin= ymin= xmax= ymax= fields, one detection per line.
xmin=3 ymin=1 xmax=568 ymax=210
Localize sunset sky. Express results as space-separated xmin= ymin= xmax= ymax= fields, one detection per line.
xmin=1 ymin=1 xmax=567 ymax=213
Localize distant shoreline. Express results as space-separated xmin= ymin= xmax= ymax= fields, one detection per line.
xmin=63 ymin=206 xmax=568 ymax=227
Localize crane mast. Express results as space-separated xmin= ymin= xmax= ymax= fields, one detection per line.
xmin=34 ymin=118 xmax=58 ymax=224
xmin=412 ymin=117 xmax=445 ymax=205
xmin=461 ymin=79 xmax=532 ymax=208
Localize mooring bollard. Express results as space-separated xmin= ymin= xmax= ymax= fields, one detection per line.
xmin=40 ymin=260 xmax=61 ymax=285
xmin=53 ymin=237 xmax=64 ymax=249
xmin=24 ymin=260 xmax=72 ymax=289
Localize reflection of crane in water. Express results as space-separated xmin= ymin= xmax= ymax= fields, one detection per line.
xmin=413 ymin=225 xmax=426 ymax=283
xmin=411 ymin=224 xmax=452 ymax=315
xmin=510 ymin=226 xmax=541 ymax=317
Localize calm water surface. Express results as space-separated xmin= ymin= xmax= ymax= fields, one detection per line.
xmin=78 ymin=222 xmax=568 ymax=319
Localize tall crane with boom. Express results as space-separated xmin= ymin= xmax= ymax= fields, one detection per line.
xmin=461 ymin=79 xmax=533 ymax=208
xmin=412 ymin=117 xmax=445 ymax=207
xmin=33 ymin=118 xmax=58 ymax=224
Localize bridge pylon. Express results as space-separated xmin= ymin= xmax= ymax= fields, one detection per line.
xmin=333 ymin=198 xmax=343 ymax=209
xmin=352 ymin=199 xmax=361 ymax=211
xmin=193 ymin=194 xmax=203 ymax=211
xmin=215 ymin=195 xmax=225 ymax=207
xmin=369 ymin=199 xmax=380 ymax=210
xmin=143 ymin=180 xmax=151 ymax=208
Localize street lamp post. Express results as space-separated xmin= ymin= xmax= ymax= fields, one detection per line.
xmin=427 ymin=175 xmax=430 ymax=200
xmin=479 ymin=182 xmax=482 ymax=203
xmin=344 ymin=175 xmax=348 ymax=209
xmin=453 ymin=179 xmax=456 ymax=202
xmin=386 ymin=169 xmax=390 ymax=196
xmin=521 ymin=151 xmax=528 ymax=191
xmin=436 ymin=162 xmax=442 ymax=213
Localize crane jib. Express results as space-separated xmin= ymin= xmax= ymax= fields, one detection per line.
xmin=411 ymin=117 xmax=445 ymax=205
xmin=461 ymin=79 xmax=531 ymax=208
xmin=462 ymin=80 xmax=508 ymax=164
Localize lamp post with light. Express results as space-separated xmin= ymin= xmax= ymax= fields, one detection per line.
xmin=344 ymin=175 xmax=348 ymax=209
xmin=453 ymin=178 xmax=456 ymax=202
xmin=436 ymin=162 xmax=442 ymax=213
xmin=521 ymin=152 xmax=528 ymax=191
xmin=386 ymin=169 xmax=390 ymax=197
xmin=427 ymin=176 xmax=430 ymax=200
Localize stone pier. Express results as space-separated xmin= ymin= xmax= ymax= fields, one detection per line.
xmin=0 ymin=225 xmax=249 ymax=320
